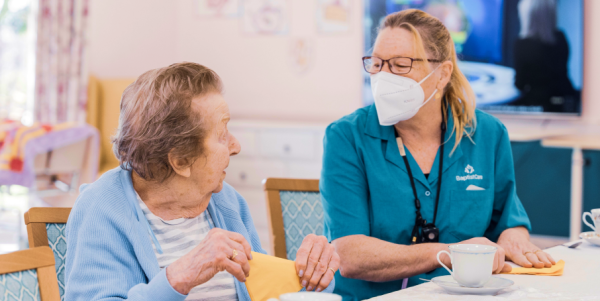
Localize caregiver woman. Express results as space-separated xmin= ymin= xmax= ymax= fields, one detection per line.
xmin=65 ymin=62 xmax=338 ymax=300
xmin=320 ymin=9 xmax=555 ymax=301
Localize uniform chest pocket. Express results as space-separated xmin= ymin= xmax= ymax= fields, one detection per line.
xmin=449 ymin=189 xmax=494 ymax=241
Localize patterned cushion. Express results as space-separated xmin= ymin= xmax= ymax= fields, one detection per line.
xmin=280 ymin=191 xmax=324 ymax=260
xmin=46 ymin=223 xmax=67 ymax=300
xmin=0 ymin=269 xmax=40 ymax=301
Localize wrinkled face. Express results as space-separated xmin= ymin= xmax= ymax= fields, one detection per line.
xmin=189 ymin=93 xmax=240 ymax=194
xmin=373 ymin=27 xmax=441 ymax=101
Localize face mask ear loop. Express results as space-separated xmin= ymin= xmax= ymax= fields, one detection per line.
xmin=418 ymin=63 xmax=442 ymax=85
xmin=413 ymin=62 xmax=442 ymax=109
xmin=415 ymin=63 xmax=442 ymax=109
xmin=418 ymin=88 xmax=438 ymax=109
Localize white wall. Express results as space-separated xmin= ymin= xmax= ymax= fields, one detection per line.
xmin=88 ymin=0 xmax=363 ymax=124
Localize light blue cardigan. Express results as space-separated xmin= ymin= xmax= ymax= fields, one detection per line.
xmin=65 ymin=167 xmax=333 ymax=300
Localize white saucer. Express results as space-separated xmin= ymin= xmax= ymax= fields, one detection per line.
xmin=431 ymin=276 xmax=514 ymax=295
xmin=580 ymin=231 xmax=600 ymax=246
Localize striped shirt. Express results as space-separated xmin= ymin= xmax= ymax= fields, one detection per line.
xmin=138 ymin=195 xmax=238 ymax=301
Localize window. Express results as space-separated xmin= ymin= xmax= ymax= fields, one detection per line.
xmin=0 ymin=0 xmax=36 ymax=125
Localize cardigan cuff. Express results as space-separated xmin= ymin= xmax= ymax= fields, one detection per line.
xmin=146 ymin=269 xmax=188 ymax=301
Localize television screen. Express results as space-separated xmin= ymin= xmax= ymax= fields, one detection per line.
xmin=363 ymin=0 xmax=584 ymax=116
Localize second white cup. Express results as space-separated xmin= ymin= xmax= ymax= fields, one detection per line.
xmin=436 ymin=244 xmax=497 ymax=288
xmin=583 ymin=209 xmax=600 ymax=233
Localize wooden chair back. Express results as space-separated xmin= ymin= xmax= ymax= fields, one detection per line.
xmin=263 ymin=178 xmax=321 ymax=259
xmin=24 ymin=207 xmax=71 ymax=300
xmin=0 ymin=246 xmax=60 ymax=300
xmin=24 ymin=208 xmax=71 ymax=248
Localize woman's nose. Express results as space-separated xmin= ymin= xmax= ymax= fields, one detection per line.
xmin=230 ymin=134 xmax=241 ymax=156
xmin=381 ymin=61 xmax=393 ymax=73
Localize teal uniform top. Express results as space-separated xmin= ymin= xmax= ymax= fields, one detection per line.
xmin=320 ymin=104 xmax=531 ymax=301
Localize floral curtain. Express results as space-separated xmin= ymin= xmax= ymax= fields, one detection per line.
xmin=35 ymin=0 xmax=89 ymax=124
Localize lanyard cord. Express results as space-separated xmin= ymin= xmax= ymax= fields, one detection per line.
xmin=401 ymin=153 xmax=425 ymax=244
xmin=396 ymin=103 xmax=447 ymax=243
xmin=434 ymin=101 xmax=448 ymax=225
xmin=432 ymin=122 xmax=446 ymax=225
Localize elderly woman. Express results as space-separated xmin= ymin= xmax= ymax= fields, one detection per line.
xmin=65 ymin=62 xmax=339 ymax=300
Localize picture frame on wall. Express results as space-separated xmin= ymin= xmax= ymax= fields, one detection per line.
xmin=194 ymin=0 xmax=241 ymax=18
xmin=241 ymin=0 xmax=290 ymax=35
xmin=317 ymin=0 xmax=352 ymax=34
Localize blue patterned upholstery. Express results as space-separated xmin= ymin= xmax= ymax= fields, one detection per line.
xmin=46 ymin=223 xmax=67 ymax=300
xmin=280 ymin=191 xmax=324 ymax=260
xmin=0 ymin=269 xmax=40 ymax=301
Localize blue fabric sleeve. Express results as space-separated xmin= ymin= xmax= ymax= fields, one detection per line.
xmin=234 ymin=189 xmax=268 ymax=255
xmin=65 ymin=197 xmax=187 ymax=301
xmin=128 ymin=269 xmax=187 ymax=300
xmin=298 ymin=277 xmax=335 ymax=293
xmin=323 ymin=277 xmax=335 ymax=294
xmin=484 ymin=124 xmax=532 ymax=241
xmin=320 ymin=122 xmax=370 ymax=242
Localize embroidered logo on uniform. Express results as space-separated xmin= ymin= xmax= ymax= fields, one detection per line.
xmin=456 ymin=164 xmax=483 ymax=181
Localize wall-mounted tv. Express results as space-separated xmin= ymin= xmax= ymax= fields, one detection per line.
xmin=363 ymin=0 xmax=584 ymax=117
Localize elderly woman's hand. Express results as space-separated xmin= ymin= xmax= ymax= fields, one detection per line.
xmin=295 ymin=234 xmax=340 ymax=292
xmin=166 ymin=228 xmax=253 ymax=295
xmin=498 ymin=226 xmax=556 ymax=269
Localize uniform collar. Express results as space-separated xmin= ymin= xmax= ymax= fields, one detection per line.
xmin=364 ymin=104 xmax=393 ymax=140
xmin=363 ymin=103 xmax=464 ymax=188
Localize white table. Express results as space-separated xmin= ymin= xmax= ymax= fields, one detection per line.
xmin=367 ymin=240 xmax=600 ymax=300
xmin=542 ymin=135 xmax=600 ymax=241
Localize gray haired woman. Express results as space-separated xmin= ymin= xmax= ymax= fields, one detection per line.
xmin=64 ymin=62 xmax=339 ymax=300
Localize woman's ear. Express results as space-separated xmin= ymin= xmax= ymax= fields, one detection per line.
xmin=437 ymin=60 xmax=454 ymax=90
xmin=168 ymin=150 xmax=191 ymax=178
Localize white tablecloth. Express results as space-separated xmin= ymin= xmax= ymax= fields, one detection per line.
xmin=367 ymin=240 xmax=600 ymax=300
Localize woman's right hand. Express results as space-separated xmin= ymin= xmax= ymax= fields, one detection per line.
xmin=438 ymin=237 xmax=512 ymax=274
xmin=166 ymin=228 xmax=253 ymax=295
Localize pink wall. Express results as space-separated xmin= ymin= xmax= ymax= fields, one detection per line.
xmin=89 ymin=0 xmax=600 ymax=125
xmin=581 ymin=0 xmax=600 ymax=124
xmin=88 ymin=0 xmax=179 ymax=77
xmin=88 ymin=0 xmax=364 ymax=123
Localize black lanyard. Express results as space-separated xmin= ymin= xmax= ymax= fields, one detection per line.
xmin=395 ymin=106 xmax=447 ymax=244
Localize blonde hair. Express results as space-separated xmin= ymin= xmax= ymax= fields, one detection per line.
xmin=113 ymin=62 xmax=223 ymax=182
xmin=381 ymin=9 xmax=476 ymax=152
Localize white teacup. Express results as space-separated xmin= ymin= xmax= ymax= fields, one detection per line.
xmin=436 ymin=244 xmax=497 ymax=288
xmin=583 ymin=209 xmax=600 ymax=233
xmin=267 ymin=292 xmax=342 ymax=301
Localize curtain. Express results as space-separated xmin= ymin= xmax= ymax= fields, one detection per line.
xmin=35 ymin=0 xmax=89 ymax=124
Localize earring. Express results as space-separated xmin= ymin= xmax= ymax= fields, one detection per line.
xmin=435 ymin=92 xmax=441 ymax=99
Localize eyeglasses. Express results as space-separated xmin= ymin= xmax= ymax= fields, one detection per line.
xmin=362 ymin=56 xmax=443 ymax=75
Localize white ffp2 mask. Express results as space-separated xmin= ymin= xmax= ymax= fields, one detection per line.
xmin=370 ymin=66 xmax=440 ymax=126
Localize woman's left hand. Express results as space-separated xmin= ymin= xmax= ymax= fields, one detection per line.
xmin=497 ymin=227 xmax=556 ymax=268
xmin=295 ymin=234 xmax=340 ymax=292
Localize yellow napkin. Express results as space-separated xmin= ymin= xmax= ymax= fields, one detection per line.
xmin=245 ymin=252 xmax=303 ymax=301
xmin=503 ymin=260 xmax=565 ymax=276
